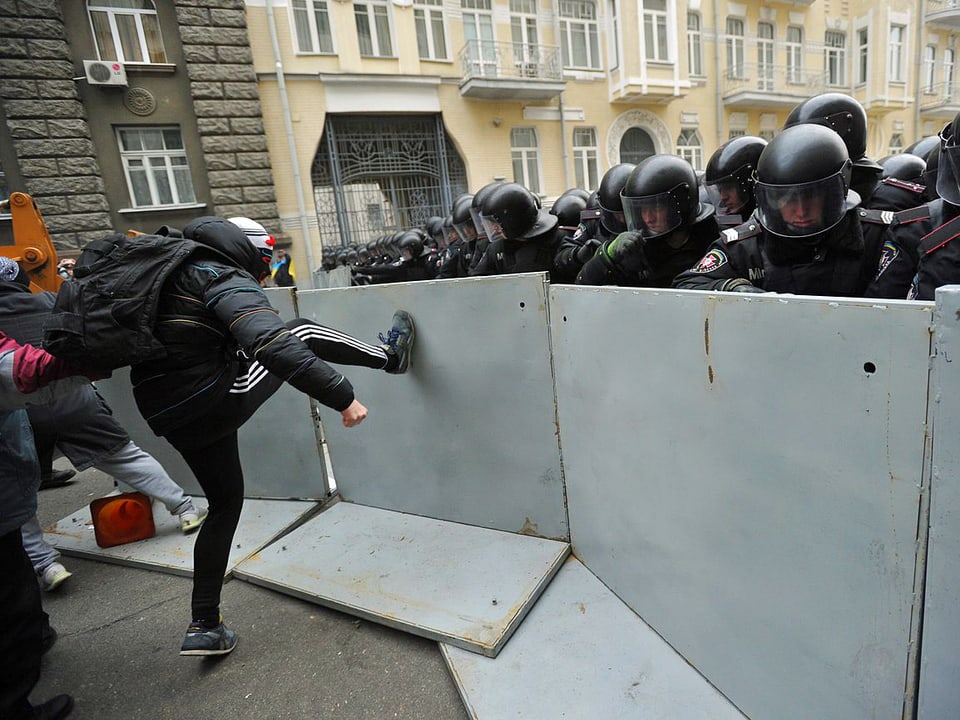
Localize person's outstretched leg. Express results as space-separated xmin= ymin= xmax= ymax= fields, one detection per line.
xmin=287 ymin=311 xmax=415 ymax=374
xmin=95 ymin=440 xmax=206 ymax=533
xmin=170 ymin=431 xmax=243 ymax=657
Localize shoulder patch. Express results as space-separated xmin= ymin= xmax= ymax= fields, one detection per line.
xmin=691 ymin=249 xmax=729 ymax=273
xmin=874 ymin=240 xmax=900 ymax=280
xmin=858 ymin=208 xmax=895 ymax=225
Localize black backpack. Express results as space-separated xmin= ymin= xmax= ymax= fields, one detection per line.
xmin=42 ymin=232 xmax=199 ymax=370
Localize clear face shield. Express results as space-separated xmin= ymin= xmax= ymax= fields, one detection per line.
xmin=621 ymin=184 xmax=688 ymax=239
xmin=479 ymin=213 xmax=507 ymax=242
xmin=936 ymin=126 xmax=960 ymax=205
xmin=597 ymin=200 xmax=627 ymax=235
xmin=469 ymin=206 xmax=488 ymax=240
xmin=754 ymin=170 xmax=848 ymax=239
xmin=453 ymin=217 xmax=478 ymax=244
xmin=703 ymin=165 xmax=750 ymax=215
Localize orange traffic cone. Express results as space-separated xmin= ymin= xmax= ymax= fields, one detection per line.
xmin=90 ymin=492 xmax=156 ymax=548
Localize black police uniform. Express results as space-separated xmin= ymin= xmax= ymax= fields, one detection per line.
xmin=899 ymin=199 xmax=960 ymax=301
xmin=868 ymin=177 xmax=928 ymax=213
xmin=553 ymin=208 xmax=616 ymax=283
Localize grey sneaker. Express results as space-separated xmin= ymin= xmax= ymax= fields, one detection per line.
xmin=379 ymin=310 xmax=415 ymax=374
xmin=40 ymin=562 xmax=73 ymax=592
xmin=180 ymin=621 xmax=238 ymax=656
xmin=179 ymin=505 xmax=208 ymax=534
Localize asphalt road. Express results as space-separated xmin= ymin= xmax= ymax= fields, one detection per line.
xmin=30 ymin=464 xmax=470 ymax=720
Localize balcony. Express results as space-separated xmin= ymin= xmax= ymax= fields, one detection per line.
xmin=920 ymin=82 xmax=960 ymax=119
xmin=722 ymin=63 xmax=826 ymax=109
xmin=458 ymin=41 xmax=565 ymax=100
xmin=926 ymin=0 xmax=960 ymax=28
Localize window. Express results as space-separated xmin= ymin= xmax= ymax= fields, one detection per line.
xmin=758 ymin=22 xmax=774 ymax=91
xmin=687 ymin=12 xmax=702 ymax=76
xmin=355 ymin=0 xmax=393 ymax=58
xmin=559 ymin=0 xmax=600 ymax=70
xmin=462 ymin=0 xmax=496 ymax=76
xmin=609 ymin=0 xmax=620 ymax=70
xmin=117 ymin=127 xmax=196 ymax=208
xmin=510 ymin=0 xmax=538 ymax=75
xmin=728 ymin=128 xmax=746 ymax=140
xmin=889 ymin=24 xmax=905 ymax=83
xmin=511 ymin=128 xmax=541 ymax=194
xmin=925 ymin=45 xmax=937 ymax=94
xmin=947 ymin=49 xmax=956 ymax=100
xmin=642 ymin=0 xmax=669 ymax=62
xmin=889 ymin=133 xmax=903 ymax=156
xmin=573 ymin=127 xmax=599 ymax=190
xmin=619 ymin=127 xmax=655 ymax=165
xmin=825 ymin=30 xmax=846 ymax=87
xmin=415 ymin=0 xmax=448 ymax=60
xmin=857 ymin=27 xmax=869 ymax=85
xmin=759 ymin=128 xmax=776 ymax=142
xmin=677 ymin=129 xmax=703 ymax=170
xmin=786 ymin=26 xmax=803 ymax=84
xmin=726 ymin=18 xmax=745 ymax=79
xmin=292 ymin=0 xmax=334 ymax=54
xmin=87 ymin=0 xmax=166 ymax=63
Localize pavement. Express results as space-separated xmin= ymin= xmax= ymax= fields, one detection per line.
xmin=30 ymin=463 xmax=470 ymax=720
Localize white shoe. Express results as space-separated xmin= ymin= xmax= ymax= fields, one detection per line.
xmin=40 ymin=562 xmax=73 ymax=592
xmin=179 ymin=506 xmax=208 ymax=534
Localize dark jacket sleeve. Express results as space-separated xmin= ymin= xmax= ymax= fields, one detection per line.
xmin=201 ymin=268 xmax=355 ymax=411
xmin=672 ymin=239 xmax=757 ymax=291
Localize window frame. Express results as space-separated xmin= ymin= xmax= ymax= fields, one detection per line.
xmin=687 ymin=11 xmax=702 ymax=76
xmin=291 ymin=0 xmax=335 ymax=55
xmin=825 ymin=30 xmax=847 ymax=87
xmin=725 ymin=17 xmax=745 ymax=80
xmin=888 ymin=24 xmax=905 ymax=83
xmin=786 ymin=25 xmax=803 ymax=84
xmin=511 ymin=127 xmax=542 ymax=194
xmin=677 ymin=128 xmax=703 ymax=171
xmin=87 ymin=0 xmax=167 ymax=64
xmin=116 ymin=126 xmax=197 ymax=209
xmin=572 ymin=127 xmax=599 ymax=191
xmin=857 ymin=27 xmax=869 ymax=86
xmin=354 ymin=0 xmax=395 ymax=58
xmin=642 ymin=0 xmax=669 ymax=63
xmin=757 ymin=21 xmax=774 ymax=91
xmin=559 ymin=0 xmax=601 ymax=71
xmin=924 ymin=44 xmax=937 ymax=94
xmin=509 ymin=0 xmax=539 ymax=73
xmin=415 ymin=0 xmax=449 ymax=61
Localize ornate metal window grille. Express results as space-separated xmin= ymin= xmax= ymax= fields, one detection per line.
xmin=311 ymin=115 xmax=467 ymax=248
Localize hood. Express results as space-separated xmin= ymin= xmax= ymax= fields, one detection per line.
xmin=181 ymin=216 xmax=263 ymax=278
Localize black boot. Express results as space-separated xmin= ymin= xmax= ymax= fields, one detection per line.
xmin=38 ymin=470 xmax=76 ymax=491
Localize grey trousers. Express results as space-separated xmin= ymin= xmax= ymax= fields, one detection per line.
xmin=21 ymin=440 xmax=194 ymax=573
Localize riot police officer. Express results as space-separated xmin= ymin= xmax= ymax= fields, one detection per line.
xmin=872 ymin=153 xmax=928 ymax=212
xmin=674 ymin=124 xmax=900 ymax=297
xmin=702 ymin=136 xmax=767 ymax=228
xmin=469 ymin=183 xmax=559 ymax=276
xmin=437 ymin=194 xmax=476 ymax=279
xmin=576 ymin=155 xmax=717 ymax=287
xmin=554 ymin=163 xmax=635 ymax=282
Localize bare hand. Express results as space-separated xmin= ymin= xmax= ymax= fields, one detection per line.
xmin=341 ymin=399 xmax=368 ymax=427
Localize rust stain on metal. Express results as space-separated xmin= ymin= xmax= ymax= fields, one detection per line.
xmin=518 ymin=517 xmax=539 ymax=536
xmin=703 ymin=317 xmax=710 ymax=356
xmin=579 ymin=602 xmax=586 ymax=614
xmin=708 ymin=365 xmax=714 ymax=384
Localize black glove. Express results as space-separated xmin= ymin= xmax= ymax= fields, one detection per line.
xmin=574 ymin=238 xmax=601 ymax=264
xmin=727 ymin=279 xmax=765 ymax=293
xmin=603 ymin=232 xmax=650 ymax=276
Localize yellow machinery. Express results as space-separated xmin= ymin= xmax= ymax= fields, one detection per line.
xmin=0 ymin=191 xmax=64 ymax=293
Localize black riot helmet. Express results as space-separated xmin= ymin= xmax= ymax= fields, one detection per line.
xmin=399 ymin=229 xmax=426 ymax=260
xmin=923 ymin=143 xmax=941 ymax=201
xmin=550 ymin=191 xmax=589 ymax=228
xmin=905 ymin=135 xmax=939 ymax=159
xmin=703 ymin=136 xmax=767 ymax=216
xmin=879 ymin=153 xmax=926 ymax=183
xmin=596 ymin=163 xmax=636 ymax=234
xmin=451 ymin=194 xmax=476 ymax=244
xmin=470 ymin=181 xmax=505 ymax=239
xmin=480 ymin=182 xmax=558 ymax=241
xmin=620 ymin=154 xmax=711 ymax=240
xmin=425 ymin=216 xmax=445 ymax=243
xmin=754 ymin=124 xmax=854 ymax=240
xmin=937 ymin=112 xmax=960 ymax=205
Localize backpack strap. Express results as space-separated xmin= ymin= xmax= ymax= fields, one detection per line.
xmin=921 ymin=214 xmax=960 ymax=256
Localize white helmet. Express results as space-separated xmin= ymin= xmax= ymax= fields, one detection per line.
xmin=228 ymin=216 xmax=275 ymax=252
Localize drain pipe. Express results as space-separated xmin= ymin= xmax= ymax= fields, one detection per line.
xmin=559 ymin=91 xmax=571 ymax=189
xmin=266 ymin=0 xmax=317 ymax=288
xmin=713 ymin=0 xmax=723 ymax=147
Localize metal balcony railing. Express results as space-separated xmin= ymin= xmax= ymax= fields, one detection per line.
xmin=927 ymin=0 xmax=960 ymax=11
xmin=459 ymin=40 xmax=563 ymax=82
xmin=722 ymin=63 xmax=827 ymax=96
xmin=921 ymin=80 xmax=960 ymax=107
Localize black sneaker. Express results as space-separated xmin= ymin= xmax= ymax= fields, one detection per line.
xmin=39 ymin=469 xmax=76 ymax=491
xmin=32 ymin=694 xmax=74 ymax=720
xmin=179 ymin=621 xmax=238 ymax=656
xmin=379 ymin=310 xmax=415 ymax=375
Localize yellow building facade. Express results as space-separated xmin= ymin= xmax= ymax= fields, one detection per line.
xmin=242 ymin=0 xmax=960 ymax=269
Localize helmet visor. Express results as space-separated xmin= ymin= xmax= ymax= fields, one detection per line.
xmin=469 ymin=206 xmax=488 ymax=239
xmin=597 ymin=201 xmax=627 ymax=234
xmin=936 ymin=130 xmax=960 ymax=205
xmin=479 ymin=213 xmax=506 ymax=242
xmin=703 ymin=165 xmax=751 ymax=214
xmin=453 ymin=217 xmax=478 ymax=244
xmin=621 ymin=185 xmax=687 ymax=239
xmin=754 ymin=172 xmax=848 ymax=238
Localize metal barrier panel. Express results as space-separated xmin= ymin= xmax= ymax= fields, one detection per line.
xmin=297 ymin=273 xmax=568 ymax=540
xmin=550 ymin=286 xmax=932 ymax=720
xmin=93 ymin=287 xmax=330 ymax=500
xmin=919 ymin=285 xmax=960 ymax=719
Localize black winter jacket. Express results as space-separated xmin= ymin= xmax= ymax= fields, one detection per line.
xmin=130 ymin=217 xmax=354 ymax=437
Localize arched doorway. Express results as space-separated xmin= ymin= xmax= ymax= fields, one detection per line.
xmin=619 ymin=127 xmax=656 ymax=165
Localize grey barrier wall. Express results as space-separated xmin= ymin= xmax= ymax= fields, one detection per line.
xmin=94 ymin=287 xmax=330 ymax=500
xmin=919 ymin=286 xmax=960 ymax=719
xmin=299 ymin=273 xmax=569 ymax=541
xmin=549 ymin=285 xmax=933 ymax=720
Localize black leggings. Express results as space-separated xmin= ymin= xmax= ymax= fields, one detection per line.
xmin=167 ymin=318 xmax=389 ymax=625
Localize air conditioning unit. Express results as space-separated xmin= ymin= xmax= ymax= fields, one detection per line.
xmin=83 ymin=59 xmax=127 ymax=87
